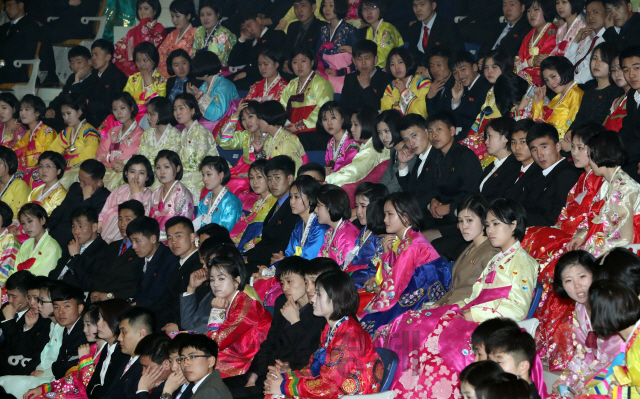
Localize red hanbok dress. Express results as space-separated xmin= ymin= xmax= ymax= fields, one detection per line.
xmin=603 ymin=95 xmax=627 ymax=132
xmin=113 ymin=18 xmax=167 ymax=76
xmin=35 ymin=343 xmax=102 ymax=399
xmin=523 ymin=170 xmax=604 ymax=370
xmin=515 ymin=24 xmax=557 ymax=86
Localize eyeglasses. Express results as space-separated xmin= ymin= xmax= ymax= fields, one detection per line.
xmin=38 ymin=164 xmax=56 ymax=170
xmin=37 ymin=298 xmax=52 ymax=305
xmin=177 ymin=354 xmax=210 ymax=364
xmin=362 ymin=5 xmax=378 ymax=11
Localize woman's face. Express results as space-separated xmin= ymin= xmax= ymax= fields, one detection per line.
xmin=155 ymin=157 xmax=178 ymax=185
xmin=457 ymin=208 xmax=484 ymax=242
xmin=135 ymin=52 xmax=155 ymax=73
xmin=571 ymin=136 xmax=590 ymax=169
xmin=199 ymin=6 xmax=219 ymax=29
xmin=556 ymin=0 xmax=575 ymax=19
xmin=289 ymin=185 xmax=309 ymax=216
xmin=321 ymin=109 xmax=344 ymax=136
xmin=322 ymin=0 xmax=337 ymax=21
xmin=315 ymin=200 xmax=331 ymax=224
xmin=19 ymin=213 xmax=45 ymax=239
xmin=258 ymin=54 xmax=279 ymax=79
xmin=61 ymin=105 xmax=82 ymax=127
xmin=542 ymin=68 xmax=568 ymax=94
xmin=312 ymin=285 xmax=333 ymax=319
xmin=527 ymin=2 xmax=546 ymax=28
xmin=83 ymin=314 xmax=98 ymax=343
xmin=483 ymin=57 xmax=502 ymax=84
xmin=484 ymin=127 xmax=508 ymax=156
xmin=38 ymin=157 xmax=60 ymax=184
xmin=485 ymin=211 xmax=516 ymax=250
xmin=138 ymin=1 xmax=156 ymax=19
xmin=147 ymin=105 xmax=159 ymax=128
xmin=591 ymin=49 xmax=610 ymax=79
xmin=561 ymin=264 xmax=593 ymax=304
xmin=280 ymin=272 xmax=307 ymax=303
xmin=389 ymin=54 xmax=407 ymax=80
xmin=362 ymin=2 xmax=381 ymax=24
xmin=291 ymin=54 xmax=313 ymax=78
xmin=461 ymin=381 xmax=478 ymax=399
xmin=377 ymin=122 xmax=393 ymax=148
xmin=249 ymin=168 xmax=268 ymax=195
xmin=0 ymin=160 xmax=9 ymax=178
xmin=125 ymin=163 xmax=148 ymax=188
xmin=241 ymin=109 xmax=259 ymax=133
xmin=171 ymin=11 xmax=190 ymax=30
xmin=19 ymin=103 xmax=38 ymax=125
xmin=173 ymin=99 xmax=195 ymax=124
xmin=201 ymin=165 xmax=223 ymax=191
xmin=350 ymin=114 xmax=363 ymax=142
xmin=355 ymin=194 xmax=369 ymax=226
xmin=172 ymin=56 xmax=190 ymax=79
xmin=384 ymin=200 xmax=408 ymax=236
xmin=112 ymin=100 xmax=133 ymax=124
xmin=611 ymin=57 xmax=628 ymax=88
xmin=209 ymin=267 xmax=239 ymax=301
xmin=0 ymin=101 xmax=16 ymax=123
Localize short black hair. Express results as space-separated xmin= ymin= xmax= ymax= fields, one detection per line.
xmin=291 ymin=175 xmax=322 ymax=213
xmin=133 ymin=41 xmax=160 ymax=69
xmin=353 ymin=106 xmax=378 ymax=141
xmin=297 ymin=162 xmax=326 ymax=180
xmin=526 ymin=0 xmax=557 ymax=22
xmin=51 ymin=282 xmax=85 ymax=306
xmin=398 ymin=113 xmax=427 ymax=133
xmin=475 ymin=373 xmax=531 ymax=399
xmin=173 ymin=93 xmax=202 ymax=120
xmin=507 ymin=118 xmax=536 ymax=142
xmin=20 ymin=95 xmax=46 ymax=121
xmin=595 ymin=248 xmax=640 ymax=295
xmin=619 ymin=45 xmax=640 ymax=66
xmin=449 ymin=50 xmax=477 ymax=71
xmin=155 ymin=149 xmax=184 ymax=180
xmin=112 ymin=92 xmax=139 ymax=119
xmin=38 ymin=151 xmax=66 ymax=179
xmin=71 ymin=206 xmax=99 ymax=225
xmin=238 ymin=11 xmax=260 ymax=26
xmin=320 ymin=0 xmax=349 ymax=19
xmin=165 ymin=216 xmax=195 ymax=235
xmin=179 ymin=334 xmax=219 ymax=360
xmin=0 ymin=201 xmax=13 ymax=228
xmin=366 ymin=198 xmax=387 ymax=236
xmin=192 ymin=51 xmax=222 ymax=77
xmin=18 ymin=203 xmax=48 ymax=227
xmin=385 ymin=192 xmax=424 ymax=231
xmin=540 ymin=56 xmax=575 ymax=87
xmin=265 ymin=155 xmax=296 ymax=177
xmin=553 ymin=250 xmax=597 ymax=299
xmin=256 ymin=100 xmax=288 ymax=127
xmin=603 ymin=0 xmax=631 ymax=5
xmin=591 ymin=41 xmax=620 ymax=75
xmin=137 ymin=0 xmax=162 ymax=20
xmin=169 ymin=0 xmax=195 ymax=20
xmin=457 ymin=195 xmax=490 ymax=227
xmin=590 ymin=279 xmax=640 ymax=337
xmin=92 ymin=39 xmax=115 ymax=56
xmin=315 ymin=271 xmax=359 ymax=319
xmin=199 ymin=0 xmax=221 ymax=14
xmin=249 ymin=158 xmax=268 ymax=181
xmin=386 ymin=47 xmax=417 ymax=78
xmin=0 ymin=92 xmax=20 ymax=120
xmin=459 ymin=360 xmax=504 ymax=387
xmin=484 ymin=327 xmax=536 ymax=368
xmin=80 ymin=159 xmax=106 ymax=180
xmin=126 ymin=216 xmax=160 ymax=241
xmin=355 ymin=182 xmax=389 ymax=205
xmin=372 ymin=109 xmax=403 ymax=152
xmin=275 ymin=256 xmax=311 ymax=280
xmin=289 ymin=46 xmax=317 ymax=71
xmin=197 ymin=223 xmax=233 ymax=243
xmin=199 ymin=155 xmax=231 ymax=185
xmin=135 ymin=333 xmax=171 ymax=364
xmin=427 ymin=45 xmax=453 ymax=64
xmin=484 ymin=117 xmax=516 ymax=145
xmin=258 ymin=46 xmax=284 ymax=71
xmin=123 ymin=154 xmax=154 ymax=187
xmin=68 ymin=45 xmax=91 ymax=61
xmin=317 ymin=186 xmax=351 ymax=222
xmin=208 ymin=256 xmax=247 ymax=291
xmin=119 ymin=199 xmax=146 ymax=218
xmin=148 ymin=97 xmax=176 ymax=126
xmin=98 ymin=299 xmax=131 ymax=338
xmin=571 ymin=122 xmax=606 ymax=144
xmin=425 ymin=110 xmax=457 ymax=130
xmin=358 ymin=0 xmax=387 ymax=19
xmin=6 ymin=270 xmax=34 ymax=295
xmin=199 ymin=241 xmax=240 ymax=266
xmin=119 ymin=306 xmax=156 ymax=334
xmin=487 ymin=198 xmax=527 ymax=241
xmin=26 ymin=275 xmax=52 ymax=292
xmin=305 ymin=257 xmax=342 ymax=276
xmin=494 ymin=72 xmax=529 ymax=117
xmin=565 ymin=0 xmax=585 ymax=14
xmin=166 ymin=49 xmax=191 ymax=79
xmin=471 ymin=317 xmax=519 ymax=347
xmin=484 ymin=48 xmax=514 ymax=77
xmin=587 ymin=130 xmax=627 ymax=168
xmin=167 ymin=332 xmax=192 ymax=354
xmin=352 ymin=39 xmax=378 ymax=58
xmin=526 ymin=121 xmax=559 ymax=146
xmin=59 ymin=93 xmax=89 ymax=119
xmin=0 ymin=146 xmax=18 ymax=175
xmin=317 ymin=101 xmax=351 ymax=133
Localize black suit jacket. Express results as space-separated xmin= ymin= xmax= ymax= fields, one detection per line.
xmin=87 ymin=343 xmax=129 ymax=399
xmin=397 ymin=147 xmax=440 ymax=213
xmin=49 ymin=236 xmax=109 ymax=291
xmin=0 ymin=15 xmax=40 ymax=83
xmin=426 ymin=74 xmax=456 ymax=115
xmin=603 ymin=13 xmax=640 ymax=51
xmin=408 ymin=16 xmax=463 ymax=66
xmin=479 ymin=16 xmax=532 ymax=59
xmin=286 ymin=18 xmax=327 ymax=54
xmin=444 ymin=75 xmax=493 ymax=140
xmin=521 ymin=159 xmax=581 ymax=226
xmin=480 ymin=154 xmax=522 ymax=202
xmin=620 ymin=89 xmax=640 ymax=182
xmin=102 ymin=356 xmax=143 ymax=399
xmin=504 ymin=162 xmax=543 ymax=205
xmin=228 ymin=28 xmax=288 ymax=90
xmin=52 ymin=319 xmax=89 ymax=379
xmin=84 ymin=63 xmax=128 ymax=127
xmin=133 ymin=244 xmax=179 ymax=308
xmin=0 ymin=314 xmax=51 ymax=375
xmin=340 ymin=68 xmax=392 ymax=115
xmin=91 ymin=240 xmax=144 ymax=300
xmin=136 ymin=381 xmax=166 ymax=399
xmin=166 ymin=75 xmax=204 ymax=96
xmin=245 ymin=197 xmax=300 ymax=277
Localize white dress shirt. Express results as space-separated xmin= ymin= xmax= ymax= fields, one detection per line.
xmin=542 ymin=158 xmax=565 ymax=176
xmin=192 ymin=372 xmax=213 ymax=394
xmin=100 ymin=343 xmax=118 ymax=384
xmin=399 ymin=146 xmax=432 ymax=177
xmin=417 ymin=13 xmax=437 ymax=54
xmin=564 ymin=27 xmax=605 ymax=84
xmin=480 ymin=154 xmax=511 ymax=191
xmin=635 ymin=90 xmax=640 ymax=108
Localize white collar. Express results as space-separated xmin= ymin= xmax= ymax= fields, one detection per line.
xmin=492 ymin=153 xmax=510 ymax=169
xmin=192 ymin=372 xmax=213 ymax=393
xmin=145 ymin=255 xmax=153 ymax=263
xmin=252 ymin=27 xmax=268 ymax=45
xmin=179 ymin=249 xmax=198 ymax=266
xmin=127 ymin=355 xmax=139 ymax=367
xmin=521 ymin=162 xmax=533 ymax=173
xmin=16 ymin=309 xmax=28 ymax=320
xmin=80 ymin=239 xmax=95 ymax=254
xmin=542 ymin=157 xmax=564 ymax=176
xmin=66 ymin=318 xmax=80 ymax=334
xmin=634 ymin=90 xmax=640 ymax=107
xmin=11 ymin=15 xmax=24 ymax=24
xmin=595 ymin=27 xmax=606 ymax=37
xmin=468 ymin=74 xmax=481 ymax=90
xmin=422 ymin=13 xmax=436 ymax=30
xmin=419 ymin=145 xmax=432 ymax=161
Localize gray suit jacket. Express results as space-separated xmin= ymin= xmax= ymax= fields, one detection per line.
xmin=379 ymin=148 xmax=417 ymax=193
xmin=180 ymin=291 xmax=213 ymax=334
xmin=192 ymin=370 xmax=232 ymax=399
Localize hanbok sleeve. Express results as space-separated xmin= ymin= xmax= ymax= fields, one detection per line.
xmin=407 ymin=78 xmax=430 ymax=117
xmin=0 ymin=235 xmax=20 ymax=287
xmin=75 ymin=128 xmax=101 ymax=164
xmin=5 ymin=179 xmax=30 ymax=219
xmin=40 ymin=351 xmax=96 ymax=394
xmin=217 ymin=192 xmax=243 ymax=232
xmin=197 ymin=80 xmax=236 ymax=122
xmin=280 ymin=81 xmax=295 ymax=112
xmin=278 ymin=133 xmax=307 ymax=171
xmin=206 ymin=295 xmax=258 ymax=352
xmin=326 ymin=143 xmax=389 ymax=186
xmin=130 ymin=188 xmax=152 ymax=214
xmin=29 ymin=236 xmax=62 ymax=277
xmin=301 ymin=78 xmax=334 ymax=129
xmin=46 ymin=129 xmax=67 ymax=154
xmin=284 ymin=222 xmax=301 ymax=258
xmin=216 ymin=120 xmax=246 ymax=150
xmin=95 ymin=128 xmax=114 ymax=166
xmin=381 ymin=83 xmax=394 ymax=111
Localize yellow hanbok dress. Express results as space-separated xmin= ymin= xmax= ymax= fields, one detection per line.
xmin=124 ymin=70 xmax=167 ymax=105
xmin=27 ymin=183 xmax=67 ymax=216
xmin=279 ymin=73 xmax=334 ymax=132
xmin=365 ymin=20 xmax=404 ymax=68
xmin=178 ymin=121 xmax=219 ymax=196
xmin=326 ymin=138 xmax=390 ymax=186
xmin=137 ymin=124 xmax=183 ymax=191
xmin=262 ymin=128 xmax=308 ymax=172
xmin=532 ymin=82 xmax=584 ymax=140
xmin=0 ymin=229 xmax=21 ymax=287
xmin=47 ymin=120 xmax=101 ymax=189
xmin=0 ymin=175 xmax=30 ymax=219
xmin=461 ymin=87 xmax=500 ymax=168
xmin=381 ymin=75 xmax=431 ymax=117
xmin=14 ymin=123 xmax=57 ymax=179
xmin=14 ymin=231 xmax=62 ymax=277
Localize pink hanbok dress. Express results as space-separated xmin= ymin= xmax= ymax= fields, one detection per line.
xmin=318 ymin=219 xmax=360 ymax=266
xmin=95 ymin=122 xmax=145 ymax=190
xmin=99 ymin=184 xmax=152 ymax=243
xmin=324 ymin=134 xmax=360 ymax=173
xmin=149 ymin=181 xmax=195 ymax=242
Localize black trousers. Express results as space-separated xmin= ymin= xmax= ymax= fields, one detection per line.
xmin=224 ymin=374 xmax=265 ymax=399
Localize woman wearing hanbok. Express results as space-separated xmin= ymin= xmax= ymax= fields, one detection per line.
xmin=532 ymin=56 xmax=584 ymax=140
xmin=15 ymin=204 xmax=62 ymax=276
xmin=604 ymin=56 xmax=630 ymax=132
xmin=192 ymin=0 xmax=237 ymax=66
xmin=258 ymin=101 xmax=310 ymax=171
xmin=149 ymin=150 xmax=194 ymax=242
xmin=374 ymin=198 xmax=538 ymax=397
xmin=380 ymin=48 xmax=430 ymax=117
xmin=98 ymin=156 xmax=154 ymax=244
xmin=550 ymin=0 xmax=586 ymax=57
xmin=206 ymin=257 xmax=272 ymax=378
xmin=514 ymin=0 xmax=557 ymax=86
xmin=123 ymin=42 xmax=168 ymax=111
xmin=316 ymin=186 xmax=360 ymax=266
xmin=173 ymin=93 xmax=220 ymax=196
xmin=26 ymin=152 xmax=68 ymax=216
xmin=280 ymin=47 xmax=334 ymax=134
xmin=157 ymin=1 xmax=196 ymax=78
xmin=0 ymin=147 xmax=30 ymax=220
xmin=0 ymin=93 xmax=26 ymax=148
xmin=0 ymin=201 xmax=21 ymax=287
xmin=358 ymin=0 xmax=403 ymax=68
xmin=113 ymin=0 xmax=168 ymax=77
xmin=96 ymin=93 xmax=145 ymax=191
xmin=245 ymin=48 xmax=288 ymax=102
xmin=193 ymin=156 xmax=242 ymax=233
xmin=320 ymin=102 xmax=359 ymax=175
xmin=263 ymin=270 xmax=383 ymax=399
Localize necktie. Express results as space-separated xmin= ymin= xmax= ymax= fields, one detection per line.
xmin=119 ymin=243 xmax=127 ymax=256
xmin=574 ymin=37 xmax=599 ymax=72
xmin=495 ymin=24 xmax=512 ymax=48
xmin=518 ymin=171 xmax=525 ymax=179
xmin=422 ymin=26 xmax=430 ymax=52
xmin=143 ymin=259 xmax=149 ymax=273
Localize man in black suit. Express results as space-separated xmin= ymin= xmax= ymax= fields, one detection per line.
xmin=90 ymin=200 xmax=145 ymax=302
xmin=479 ymin=118 xmax=522 ymax=202
xmin=0 ymin=0 xmax=39 ymax=83
xmin=478 ymin=0 xmax=531 ymax=60
xmin=456 ymin=0 xmax=503 ymax=47
xmin=619 ymin=46 xmax=640 ymax=183
xmin=180 ymin=335 xmax=232 ymax=399
xmin=603 ymin=0 xmax=640 ymax=50
xmin=134 ymin=334 xmax=173 ymax=399
xmin=340 ymin=40 xmax=392 ymax=115
xmin=49 ymin=160 xmax=111 ymax=251
xmin=504 ymin=120 xmax=544 ymax=204
xmin=408 ymin=0 xmax=463 ymax=67
xmin=102 ymin=307 xmax=154 ymax=399
xmin=128 ymin=217 xmax=179 ymax=308
xmin=228 ymin=12 xmax=287 ymax=90
xmin=284 ymin=0 xmax=327 ymax=57
xmin=521 ymin=122 xmax=581 ymax=226
xmin=50 ymin=283 xmax=88 ymax=379
xmin=49 ymin=207 xmax=108 ymax=291
xmin=83 ymin=40 xmax=128 ymax=128
xmin=444 ymin=51 xmax=493 ymax=141
xmin=425 ymin=46 xmax=456 ymax=115
xmin=245 ymin=156 xmax=300 ymax=278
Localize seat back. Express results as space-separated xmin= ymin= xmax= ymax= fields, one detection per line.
xmin=374 ymin=348 xmax=399 ymax=392
xmin=94 ymin=0 xmax=109 ymax=35
xmin=527 ymin=281 xmax=544 ymax=319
